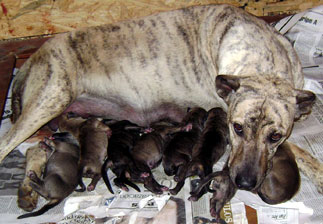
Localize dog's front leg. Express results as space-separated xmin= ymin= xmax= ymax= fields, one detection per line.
xmin=287 ymin=141 xmax=323 ymax=194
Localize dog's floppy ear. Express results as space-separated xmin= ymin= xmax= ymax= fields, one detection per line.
xmin=216 ymin=75 xmax=240 ymax=102
xmin=294 ymin=89 xmax=316 ymax=120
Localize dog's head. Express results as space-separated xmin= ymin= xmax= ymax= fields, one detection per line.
xmin=216 ymin=75 xmax=315 ymax=191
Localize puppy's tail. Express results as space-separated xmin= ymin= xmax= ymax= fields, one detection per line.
xmin=123 ymin=178 xmax=141 ymax=192
xmin=101 ymin=158 xmax=114 ymax=194
xmin=17 ymin=199 xmax=60 ymax=219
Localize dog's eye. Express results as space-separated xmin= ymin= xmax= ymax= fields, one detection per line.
xmin=233 ymin=123 xmax=243 ymax=135
xmin=270 ymin=132 xmax=282 ymax=142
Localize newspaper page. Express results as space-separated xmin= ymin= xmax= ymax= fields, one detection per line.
xmin=274 ymin=5 xmax=323 ymax=82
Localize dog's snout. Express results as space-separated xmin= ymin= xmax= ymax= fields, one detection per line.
xmin=235 ymin=175 xmax=257 ymax=190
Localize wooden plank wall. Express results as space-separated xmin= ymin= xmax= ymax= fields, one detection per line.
xmin=0 ymin=0 xmax=322 ymax=40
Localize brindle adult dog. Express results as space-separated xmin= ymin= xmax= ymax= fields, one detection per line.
xmin=0 ymin=4 xmax=321 ymax=192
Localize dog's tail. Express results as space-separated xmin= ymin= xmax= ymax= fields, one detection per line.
xmin=11 ymin=60 xmax=33 ymax=123
xmin=17 ymin=199 xmax=60 ymax=219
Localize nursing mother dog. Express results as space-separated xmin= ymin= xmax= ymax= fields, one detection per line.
xmin=0 ymin=4 xmax=321 ymax=195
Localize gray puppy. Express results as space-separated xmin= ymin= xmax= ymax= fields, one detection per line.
xmin=17 ymin=132 xmax=80 ymax=219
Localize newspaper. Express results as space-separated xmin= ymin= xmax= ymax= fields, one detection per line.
xmin=274 ymin=5 xmax=323 ymax=83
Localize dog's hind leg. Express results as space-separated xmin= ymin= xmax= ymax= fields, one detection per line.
xmin=287 ymin=141 xmax=323 ymax=194
xmin=0 ymin=56 xmax=76 ymax=162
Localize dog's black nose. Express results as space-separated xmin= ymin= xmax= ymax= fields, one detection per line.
xmin=235 ymin=175 xmax=257 ymax=190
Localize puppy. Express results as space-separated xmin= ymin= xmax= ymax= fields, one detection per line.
xmin=188 ymin=107 xmax=228 ymax=178
xmin=130 ymin=120 xmax=189 ymax=194
xmin=77 ymin=118 xmax=112 ymax=191
xmin=58 ymin=114 xmax=112 ymax=191
xmin=57 ymin=112 xmax=87 ymax=136
xmin=17 ymin=144 xmax=47 ymax=212
xmin=162 ymin=107 xmax=207 ymax=194
xmin=131 ymin=120 xmax=185 ymax=171
xmin=181 ymin=107 xmax=229 ymax=199
xmin=17 ymin=132 xmax=80 ymax=219
xmin=101 ymin=120 xmax=144 ymax=193
xmin=257 ymin=141 xmax=300 ymax=204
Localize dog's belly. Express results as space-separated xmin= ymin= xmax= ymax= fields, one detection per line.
xmin=65 ymin=93 xmax=220 ymax=126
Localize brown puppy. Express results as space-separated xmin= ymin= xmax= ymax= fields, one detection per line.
xmin=189 ymin=141 xmax=300 ymax=221
xmin=17 ymin=132 xmax=80 ymax=219
xmin=57 ymin=112 xmax=86 ymax=137
xmin=77 ymin=118 xmax=112 ymax=192
xmin=257 ymin=141 xmax=300 ymax=204
xmin=131 ymin=121 xmax=184 ymax=171
xmin=58 ymin=114 xmax=112 ymax=191
xmin=162 ymin=107 xmax=207 ymax=195
xmin=17 ymin=144 xmax=47 ymax=212
xmin=130 ymin=120 xmax=189 ymax=194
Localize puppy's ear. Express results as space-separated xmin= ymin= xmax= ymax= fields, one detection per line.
xmin=294 ymin=89 xmax=316 ymax=121
xmin=216 ymin=75 xmax=240 ymax=102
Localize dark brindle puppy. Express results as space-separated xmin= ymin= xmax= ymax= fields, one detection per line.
xmin=131 ymin=120 xmax=184 ymax=171
xmin=130 ymin=120 xmax=190 ymax=194
xmin=189 ymin=141 xmax=301 ymax=221
xmin=177 ymin=107 xmax=229 ymax=199
xmin=1 ymin=4 xmax=320 ymax=192
xmin=101 ymin=120 xmax=146 ymax=194
xmin=17 ymin=132 xmax=80 ymax=219
xmin=186 ymin=107 xmax=228 ymax=179
xmin=163 ymin=107 xmax=207 ymax=195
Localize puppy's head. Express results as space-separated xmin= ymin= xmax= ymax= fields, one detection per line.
xmin=216 ymin=74 xmax=315 ymax=191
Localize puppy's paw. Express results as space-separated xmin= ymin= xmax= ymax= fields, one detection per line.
xmin=17 ymin=183 xmax=39 ymax=212
xmin=140 ymin=172 xmax=150 ymax=178
xmin=27 ymin=170 xmax=37 ymax=180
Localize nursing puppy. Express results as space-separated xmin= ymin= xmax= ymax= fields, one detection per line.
xmin=177 ymin=107 xmax=228 ymax=199
xmin=189 ymin=141 xmax=301 ymax=221
xmin=101 ymin=120 xmax=145 ymax=193
xmin=1 ymin=4 xmax=319 ymax=192
xmin=17 ymin=132 xmax=80 ymax=219
xmin=17 ymin=144 xmax=47 ymax=212
xmin=185 ymin=107 xmax=228 ymax=179
xmin=77 ymin=118 xmax=112 ymax=192
xmin=163 ymin=107 xmax=207 ymax=195
xmin=58 ymin=114 xmax=112 ymax=191
xmin=131 ymin=120 xmax=189 ymax=172
xmin=130 ymin=120 xmax=190 ymax=194
xmin=57 ymin=112 xmax=86 ymax=136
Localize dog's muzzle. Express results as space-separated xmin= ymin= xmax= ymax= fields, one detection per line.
xmin=235 ymin=173 xmax=257 ymax=190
